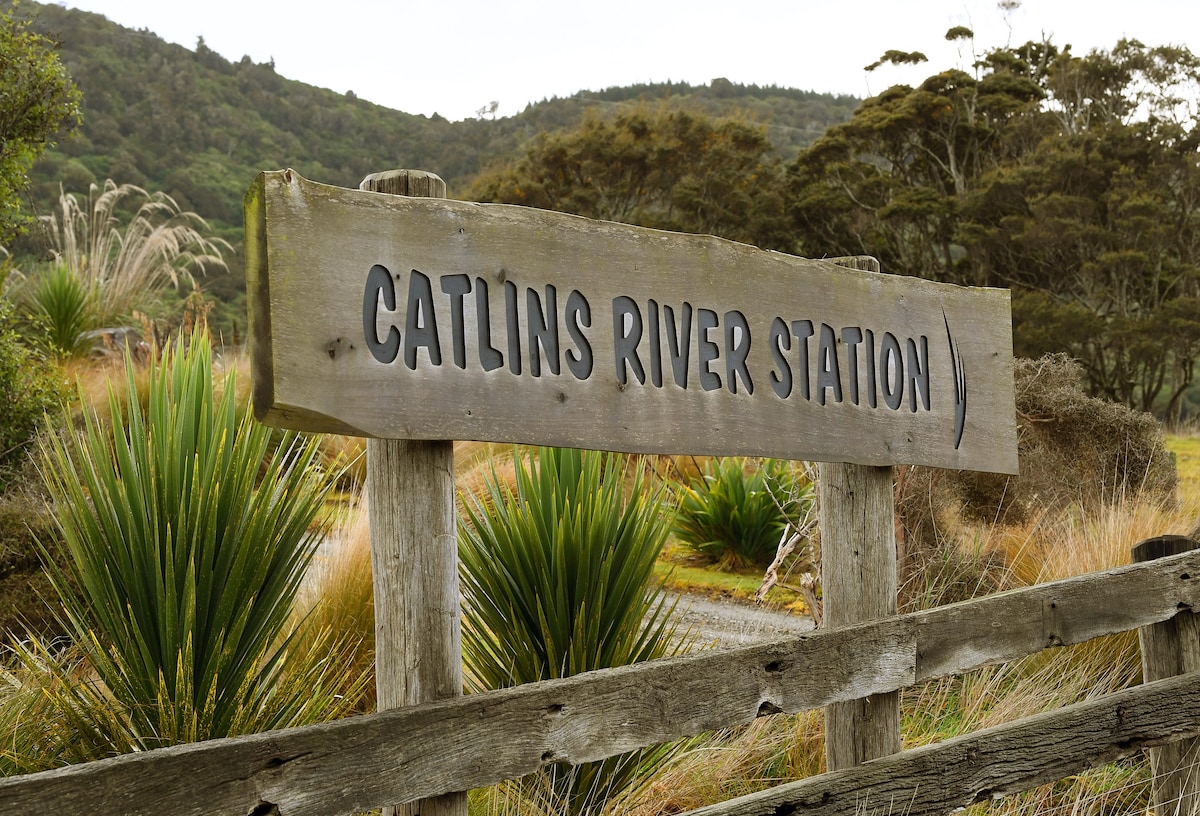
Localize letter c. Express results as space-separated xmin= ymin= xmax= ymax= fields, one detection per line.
xmin=364 ymin=263 xmax=401 ymax=363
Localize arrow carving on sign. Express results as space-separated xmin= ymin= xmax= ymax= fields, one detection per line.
xmin=944 ymin=310 xmax=967 ymax=450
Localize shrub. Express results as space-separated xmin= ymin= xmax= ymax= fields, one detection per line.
xmin=17 ymin=262 xmax=95 ymax=357
xmin=459 ymin=446 xmax=687 ymax=815
xmin=0 ymin=299 xmax=61 ymax=489
xmin=2 ymin=330 xmax=365 ymax=772
xmin=896 ymin=353 xmax=1178 ymax=610
xmin=0 ymin=486 xmax=64 ymax=644
xmin=674 ymin=457 xmax=813 ymax=571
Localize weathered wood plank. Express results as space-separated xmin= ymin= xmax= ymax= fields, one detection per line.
xmin=5 ymin=550 xmax=1200 ymax=816
xmin=914 ymin=547 xmax=1200 ymax=680
xmin=360 ymin=171 xmax=467 ymax=816
xmin=0 ymin=621 xmax=916 ymax=816
xmin=1136 ymin=536 xmax=1200 ymax=816
xmin=819 ymin=461 xmax=901 ymax=769
xmin=244 ymin=170 xmax=1017 ymax=474
xmin=681 ymin=671 xmax=1200 ymax=816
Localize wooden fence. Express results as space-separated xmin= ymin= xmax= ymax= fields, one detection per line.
xmin=3 ymin=537 xmax=1200 ymax=816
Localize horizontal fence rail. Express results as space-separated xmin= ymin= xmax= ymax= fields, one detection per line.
xmin=683 ymin=670 xmax=1200 ymax=816
xmin=4 ymin=548 xmax=1200 ymax=816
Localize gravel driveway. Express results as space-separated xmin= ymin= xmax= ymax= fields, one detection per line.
xmin=668 ymin=592 xmax=815 ymax=649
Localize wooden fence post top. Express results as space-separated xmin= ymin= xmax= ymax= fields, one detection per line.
xmin=1133 ymin=535 xmax=1200 ymax=562
xmin=360 ymin=169 xmax=447 ymax=198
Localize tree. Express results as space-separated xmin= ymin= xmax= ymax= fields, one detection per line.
xmin=788 ymin=32 xmax=1052 ymax=283
xmin=787 ymin=33 xmax=1200 ymax=415
xmin=0 ymin=2 xmax=81 ymax=244
xmin=958 ymin=46 xmax=1200 ymax=414
xmin=470 ymin=108 xmax=794 ymax=251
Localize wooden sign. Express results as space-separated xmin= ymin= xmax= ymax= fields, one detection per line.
xmin=245 ymin=170 xmax=1018 ymax=474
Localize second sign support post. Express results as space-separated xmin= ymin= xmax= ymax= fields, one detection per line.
xmin=361 ymin=170 xmax=468 ymax=816
xmin=820 ymin=256 xmax=902 ymax=771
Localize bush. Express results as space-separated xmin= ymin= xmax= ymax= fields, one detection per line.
xmin=2 ymin=330 xmax=365 ymax=772
xmin=0 ymin=299 xmax=61 ymax=489
xmin=674 ymin=457 xmax=813 ymax=571
xmin=17 ymin=262 xmax=96 ymax=357
xmin=0 ymin=485 xmax=65 ymax=644
xmin=895 ymin=353 xmax=1178 ymax=610
xmin=459 ymin=446 xmax=687 ymax=815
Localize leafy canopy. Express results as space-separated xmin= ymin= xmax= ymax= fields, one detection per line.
xmin=787 ymin=32 xmax=1200 ymax=416
xmin=0 ymin=1 xmax=80 ymax=243
xmin=471 ymin=108 xmax=795 ymax=252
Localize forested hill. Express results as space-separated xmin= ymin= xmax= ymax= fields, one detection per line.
xmin=22 ymin=2 xmax=858 ymax=241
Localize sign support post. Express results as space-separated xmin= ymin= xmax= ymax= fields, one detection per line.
xmin=360 ymin=170 xmax=467 ymax=816
xmin=820 ymin=256 xmax=902 ymax=770
xmin=819 ymin=461 xmax=901 ymax=766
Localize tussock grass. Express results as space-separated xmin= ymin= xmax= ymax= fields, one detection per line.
xmin=1 ymin=331 xmax=367 ymax=774
xmin=613 ymin=712 xmax=825 ymax=816
xmin=38 ymin=180 xmax=229 ymax=325
xmin=295 ymin=483 xmax=376 ymax=712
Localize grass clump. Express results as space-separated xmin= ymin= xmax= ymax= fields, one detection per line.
xmin=37 ymin=180 xmax=228 ymax=325
xmin=674 ymin=457 xmax=812 ymax=571
xmin=1 ymin=330 xmax=366 ymax=773
xmin=460 ymin=446 xmax=688 ymax=815
xmin=16 ymin=262 xmax=95 ymax=358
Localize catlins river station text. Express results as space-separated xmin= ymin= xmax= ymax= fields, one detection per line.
xmin=364 ymin=266 xmax=934 ymax=416
xmin=247 ymin=170 xmax=1016 ymax=473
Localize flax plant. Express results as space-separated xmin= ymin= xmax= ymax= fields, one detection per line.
xmin=38 ymin=180 xmax=228 ymax=324
xmin=674 ymin=458 xmax=813 ymax=570
xmin=460 ymin=446 xmax=688 ymax=816
xmin=3 ymin=331 xmax=360 ymax=769
xmin=20 ymin=262 xmax=95 ymax=356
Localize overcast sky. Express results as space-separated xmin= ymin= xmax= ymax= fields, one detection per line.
xmin=64 ymin=0 xmax=1197 ymax=122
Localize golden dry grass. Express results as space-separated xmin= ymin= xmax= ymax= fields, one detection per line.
xmin=294 ymin=484 xmax=375 ymax=711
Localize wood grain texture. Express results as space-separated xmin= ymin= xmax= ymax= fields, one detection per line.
xmin=244 ymin=170 xmax=1017 ymax=473
xmin=0 ymin=621 xmax=915 ymax=816
xmin=7 ymin=549 xmax=1200 ymax=816
xmin=681 ymin=671 xmax=1200 ymax=816
xmin=360 ymin=169 xmax=447 ymax=198
xmin=367 ymin=438 xmax=463 ymax=816
xmin=366 ymin=439 xmax=460 ymax=708
xmin=1135 ymin=536 xmax=1200 ymax=816
xmin=818 ymin=462 xmax=901 ymax=769
xmin=360 ymin=170 xmax=465 ymax=816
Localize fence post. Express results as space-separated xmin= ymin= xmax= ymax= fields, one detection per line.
xmin=818 ymin=462 xmax=901 ymax=769
xmin=1134 ymin=535 xmax=1200 ymax=816
xmin=361 ymin=170 xmax=467 ymax=816
xmin=818 ymin=255 xmax=902 ymax=771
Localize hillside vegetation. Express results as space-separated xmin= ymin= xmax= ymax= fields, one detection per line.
xmin=17 ymin=1 xmax=857 ymax=313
